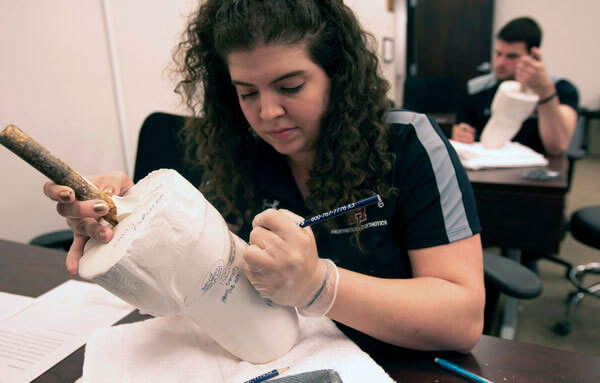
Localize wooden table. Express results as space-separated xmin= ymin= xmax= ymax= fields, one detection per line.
xmin=467 ymin=156 xmax=569 ymax=254
xmin=2 ymin=239 xmax=599 ymax=383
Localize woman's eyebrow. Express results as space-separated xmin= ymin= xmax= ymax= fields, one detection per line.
xmin=231 ymin=70 xmax=306 ymax=86
xmin=271 ymin=70 xmax=305 ymax=83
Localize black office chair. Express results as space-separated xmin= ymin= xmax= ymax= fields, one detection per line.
xmin=132 ymin=112 xmax=202 ymax=185
xmin=520 ymin=108 xmax=593 ymax=275
xmin=553 ymin=206 xmax=600 ymax=335
xmin=402 ymin=76 xmax=458 ymax=114
xmin=482 ymin=250 xmax=542 ymax=337
xmin=30 ymin=111 xmax=542 ymax=336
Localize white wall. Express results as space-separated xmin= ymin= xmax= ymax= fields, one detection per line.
xmin=1 ymin=1 xmax=124 ymax=243
xmin=103 ymin=0 xmax=196 ymax=171
xmin=0 ymin=0 xmax=397 ymax=244
xmin=0 ymin=0 xmax=192 ymax=243
xmin=494 ymin=1 xmax=600 ymax=109
xmin=345 ymin=0 xmax=398 ymax=103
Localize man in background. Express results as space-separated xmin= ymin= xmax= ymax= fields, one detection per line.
xmin=452 ymin=17 xmax=578 ymax=155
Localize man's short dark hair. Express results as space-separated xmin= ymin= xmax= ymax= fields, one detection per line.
xmin=497 ymin=17 xmax=542 ymax=51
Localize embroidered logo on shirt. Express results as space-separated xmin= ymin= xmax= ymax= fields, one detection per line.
xmin=348 ymin=207 xmax=368 ymax=225
xmin=261 ymin=198 xmax=280 ymax=210
xmin=330 ymin=219 xmax=389 ymax=235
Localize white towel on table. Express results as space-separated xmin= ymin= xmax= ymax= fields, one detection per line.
xmin=450 ymin=140 xmax=548 ymax=170
xmin=81 ymin=315 xmax=395 ymax=383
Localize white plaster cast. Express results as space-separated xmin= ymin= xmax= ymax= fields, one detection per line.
xmin=480 ymin=81 xmax=539 ymax=149
xmin=79 ymin=169 xmax=299 ymax=363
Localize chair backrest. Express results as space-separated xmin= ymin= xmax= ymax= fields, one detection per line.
xmin=567 ymin=111 xmax=588 ymax=159
xmin=566 ymin=109 xmax=590 ymax=191
xmin=402 ymin=76 xmax=458 ymax=114
xmin=133 ymin=112 xmax=203 ymax=187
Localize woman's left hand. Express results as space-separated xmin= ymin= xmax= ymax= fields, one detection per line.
xmin=243 ymin=209 xmax=326 ymax=308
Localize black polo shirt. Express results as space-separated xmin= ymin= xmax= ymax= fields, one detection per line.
xmin=236 ymin=110 xmax=481 ymax=280
xmin=456 ymin=73 xmax=579 ymax=154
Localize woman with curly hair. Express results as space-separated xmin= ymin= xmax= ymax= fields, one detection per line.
xmin=44 ymin=0 xmax=484 ymax=353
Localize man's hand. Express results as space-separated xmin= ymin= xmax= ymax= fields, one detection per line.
xmin=515 ymin=47 xmax=555 ymax=99
xmin=451 ymin=123 xmax=476 ymax=144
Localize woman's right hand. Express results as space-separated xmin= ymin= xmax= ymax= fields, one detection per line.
xmin=43 ymin=171 xmax=134 ymax=275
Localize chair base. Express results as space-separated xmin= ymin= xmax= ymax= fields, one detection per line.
xmin=568 ymin=262 xmax=600 ymax=297
xmin=499 ymin=249 xmax=524 ymax=340
xmin=553 ymin=263 xmax=600 ymax=336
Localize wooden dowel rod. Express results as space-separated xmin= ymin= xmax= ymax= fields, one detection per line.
xmin=0 ymin=125 xmax=118 ymax=226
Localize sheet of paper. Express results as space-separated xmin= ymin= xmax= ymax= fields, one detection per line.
xmin=0 ymin=280 xmax=134 ymax=383
xmin=0 ymin=292 xmax=35 ymax=322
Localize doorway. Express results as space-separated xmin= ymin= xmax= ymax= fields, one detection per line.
xmin=403 ymin=0 xmax=494 ymax=115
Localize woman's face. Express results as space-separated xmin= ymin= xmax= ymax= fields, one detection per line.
xmin=228 ymin=43 xmax=331 ymax=161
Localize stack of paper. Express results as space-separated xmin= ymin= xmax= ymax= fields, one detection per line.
xmin=0 ymin=292 xmax=34 ymax=321
xmin=0 ymin=280 xmax=134 ymax=383
xmin=450 ymin=140 xmax=548 ymax=170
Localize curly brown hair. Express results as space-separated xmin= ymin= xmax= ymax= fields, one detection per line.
xmin=174 ymin=0 xmax=395 ymax=233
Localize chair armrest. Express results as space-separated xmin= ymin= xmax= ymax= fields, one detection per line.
xmin=483 ymin=252 xmax=542 ymax=299
xmin=30 ymin=230 xmax=73 ymax=252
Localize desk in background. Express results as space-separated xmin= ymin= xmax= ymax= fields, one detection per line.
xmin=467 ymin=156 xmax=568 ymax=254
xmin=465 ymin=156 xmax=569 ymax=339
xmin=431 ymin=112 xmax=455 ymax=138
xmin=2 ymin=239 xmax=599 ymax=383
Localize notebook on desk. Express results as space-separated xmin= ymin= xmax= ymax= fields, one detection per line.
xmin=0 ymin=280 xmax=134 ymax=383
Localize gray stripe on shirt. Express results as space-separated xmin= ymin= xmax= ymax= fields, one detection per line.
xmin=467 ymin=73 xmax=497 ymax=95
xmin=386 ymin=111 xmax=473 ymax=241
